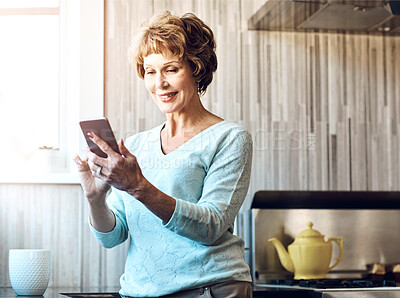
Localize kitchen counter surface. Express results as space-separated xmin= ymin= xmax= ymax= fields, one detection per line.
xmin=253 ymin=286 xmax=315 ymax=297
xmin=0 ymin=287 xmax=121 ymax=298
xmin=0 ymin=286 xmax=315 ymax=298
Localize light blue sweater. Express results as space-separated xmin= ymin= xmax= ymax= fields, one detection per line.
xmin=90 ymin=120 xmax=253 ymax=297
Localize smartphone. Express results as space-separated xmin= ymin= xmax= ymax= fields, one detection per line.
xmin=79 ymin=117 xmax=120 ymax=158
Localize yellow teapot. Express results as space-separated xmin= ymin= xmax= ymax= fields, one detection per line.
xmin=268 ymin=222 xmax=343 ymax=280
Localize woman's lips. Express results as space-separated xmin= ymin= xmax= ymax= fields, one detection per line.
xmin=157 ymin=92 xmax=178 ymax=102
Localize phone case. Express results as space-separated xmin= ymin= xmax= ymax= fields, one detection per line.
xmin=79 ymin=117 xmax=120 ymax=158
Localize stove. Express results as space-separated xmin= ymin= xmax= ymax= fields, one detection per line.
xmin=268 ymin=279 xmax=397 ymax=288
xmin=246 ymin=191 xmax=400 ymax=298
xmin=256 ymin=279 xmax=400 ymax=297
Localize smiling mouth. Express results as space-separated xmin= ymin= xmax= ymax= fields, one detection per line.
xmin=157 ymin=92 xmax=178 ymax=102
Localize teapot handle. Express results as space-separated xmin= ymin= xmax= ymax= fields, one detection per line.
xmin=327 ymin=237 xmax=343 ymax=271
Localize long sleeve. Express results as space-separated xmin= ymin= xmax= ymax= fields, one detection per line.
xmin=89 ymin=188 xmax=129 ymax=248
xmin=163 ymin=129 xmax=252 ymax=245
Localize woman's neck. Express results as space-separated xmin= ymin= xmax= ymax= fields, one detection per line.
xmin=164 ymin=99 xmax=216 ymax=138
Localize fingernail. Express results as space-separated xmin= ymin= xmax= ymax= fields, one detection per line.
xmin=73 ymin=157 xmax=81 ymax=165
xmin=87 ymin=132 xmax=94 ymax=139
xmin=121 ymin=139 xmax=124 ymax=145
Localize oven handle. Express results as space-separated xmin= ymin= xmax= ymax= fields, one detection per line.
xmin=328 ymin=237 xmax=344 ymax=271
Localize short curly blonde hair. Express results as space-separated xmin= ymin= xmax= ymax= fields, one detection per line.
xmin=128 ymin=11 xmax=217 ymax=95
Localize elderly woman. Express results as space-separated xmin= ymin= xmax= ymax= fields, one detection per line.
xmin=74 ymin=11 xmax=253 ymax=298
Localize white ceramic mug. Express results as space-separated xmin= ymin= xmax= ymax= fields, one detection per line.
xmin=9 ymin=249 xmax=51 ymax=296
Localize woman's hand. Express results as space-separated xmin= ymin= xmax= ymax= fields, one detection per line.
xmin=83 ymin=132 xmax=147 ymax=196
xmin=77 ymin=132 xmax=175 ymax=223
xmin=74 ymin=152 xmax=111 ymax=202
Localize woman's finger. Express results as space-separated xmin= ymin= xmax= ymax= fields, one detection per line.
xmin=118 ymin=139 xmax=131 ymax=158
xmin=74 ymin=155 xmax=90 ymax=171
xmin=86 ymin=149 xmax=107 ymax=168
xmin=86 ymin=159 xmax=109 ymax=177
xmin=88 ymin=132 xmax=119 ymax=158
xmin=93 ymin=164 xmax=109 ymax=177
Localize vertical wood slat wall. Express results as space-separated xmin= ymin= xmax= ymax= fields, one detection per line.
xmin=0 ymin=0 xmax=399 ymax=288
xmin=0 ymin=184 xmax=128 ymax=287
xmin=104 ymin=0 xmax=400 ymax=208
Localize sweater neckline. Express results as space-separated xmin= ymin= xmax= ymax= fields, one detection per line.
xmin=156 ymin=120 xmax=227 ymax=157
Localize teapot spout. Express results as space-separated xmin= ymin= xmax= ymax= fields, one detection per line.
xmin=268 ymin=238 xmax=294 ymax=273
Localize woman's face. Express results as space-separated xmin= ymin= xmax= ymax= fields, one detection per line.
xmin=143 ymin=51 xmax=198 ymax=115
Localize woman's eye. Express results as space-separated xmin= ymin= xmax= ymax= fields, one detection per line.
xmin=166 ymin=68 xmax=178 ymax=73
xmin=145 ymin=71 xmax=154 ymax=75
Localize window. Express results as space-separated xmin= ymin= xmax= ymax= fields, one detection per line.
xmin=0 ymin=0 xmax=104 ymax=183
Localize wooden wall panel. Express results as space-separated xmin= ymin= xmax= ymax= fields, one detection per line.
xmin=0 ymin=184 xmax=128 ymax=287
xmin=104 ymin=0 xmax=400 ymax=206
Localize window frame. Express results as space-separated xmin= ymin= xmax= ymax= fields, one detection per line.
xmin=0 ymin=0 xmax=104 ymax=184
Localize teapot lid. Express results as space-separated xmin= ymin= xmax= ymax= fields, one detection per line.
xmin=296 ymin=222 xmax=323 ymax=238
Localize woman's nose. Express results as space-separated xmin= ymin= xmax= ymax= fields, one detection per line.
xmin=156 ymin=73 xmax=168 ymax=89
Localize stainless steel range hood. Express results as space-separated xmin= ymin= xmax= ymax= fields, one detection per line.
xmin=248 ymin=0 xmax=400 ymax=35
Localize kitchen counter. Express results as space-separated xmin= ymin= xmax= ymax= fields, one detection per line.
xmin=0 ymin=286 xmax=315 ymax=298
xmin=0 ymin=287 xmax=120 ymax=298
xmin=253 ymin=286 xmax=315 ymax=297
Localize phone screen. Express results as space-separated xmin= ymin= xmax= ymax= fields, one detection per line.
xmin=79 ymin=117 xmax=120 ymax=158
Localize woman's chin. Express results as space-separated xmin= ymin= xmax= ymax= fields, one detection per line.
xmin=157 ymin=104 xmax=177 ymax=115
xmin=155 ymin=101 xmax=182 ymax=114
